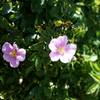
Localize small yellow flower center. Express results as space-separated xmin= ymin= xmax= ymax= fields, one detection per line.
xmin=10 ymin=50 xmax=17 ymax=57
xmin=58 ymin=47 xmax=65 ymax=55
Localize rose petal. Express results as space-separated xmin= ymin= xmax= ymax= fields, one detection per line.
xmin=2 ymin=42 xmax=13 ymax=54
xmin=49 ymin=52 xmax=60 ymax=61
xmin=49 ymin=39 xmax=57 ymax=52
xmin=16 ymin=49 xmax=26 ymax=61
xmin=60 ymin=43 xmax=77 ymax=63
xmin=66 ymin=43 xmax=77 ymax=56
xmin=17 ymin=48 xmax=26 ymax=55
xmin=60 ymin=53 xmax=72 ymax=63
xmin=56 ymin=35 xmax=68 ymax=47
xmin=10 ymin=58 xmax=19 ymax=68
xmin=3 ymin=54 xmax=12 ymax=62
xmin=49 ymin=36 xmax=68 ymax=51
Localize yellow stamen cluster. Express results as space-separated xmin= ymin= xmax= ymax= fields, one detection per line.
xmin=58 ymin=47 xmax=65 ymax=55
xmin=10 ymin=50 xmax=17 ymax=57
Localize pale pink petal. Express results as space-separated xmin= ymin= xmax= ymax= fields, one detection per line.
xmin=49 ymin=39 xmax=57 ymax=52
xmin=49 ymin=52 xmax=60 ymax=61
xmin=17 ymin=48 xmax=26 ymax=55
xmin=2 ymin=42 xmax=13 ymax=54
xmin=66 ymin=43 xmax=77 ymax=56
xmin=3 ymin=54 xmax=12 ymax=62
xmin=13 ymin=42 xmax=19 ymax=50
xmin=16 ymin=49 xmax=26 ymax=61
xmin=56 ymin=35 xmax=68 ymax=47
xmin=60 ymin=53 xmax=72 ymax=63
xmin=10 ymin=59 xmax=19 ymax=68
xmin=60 ymin=43 xmax=77 ymax=63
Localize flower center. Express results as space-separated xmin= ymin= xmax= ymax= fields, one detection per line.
xmin=10 ymin=50 xmax=17 ymax=57
xmin=58 ymin=47 xmax=65 ymax=55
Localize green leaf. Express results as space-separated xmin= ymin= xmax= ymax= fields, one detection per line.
xmin=90 ymin=63 xmax=100 ymax=73
xmin=0 ymin=15 xmax=9 ymax=28
xmin=90 ymin=72 xmax=100 ymax=84
xmin=87 ymin=83 xmax=100 ymax=94
xmin=89 ymin=55 xmax=98 ymax=62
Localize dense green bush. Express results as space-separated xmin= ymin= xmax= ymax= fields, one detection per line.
xmin=0 ymin=0 xmax=100 ymax=100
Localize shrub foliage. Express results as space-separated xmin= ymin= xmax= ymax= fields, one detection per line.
xmin=0 ymin=0 xmax=100 ymax=100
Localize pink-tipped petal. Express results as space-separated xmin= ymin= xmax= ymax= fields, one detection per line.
xmin=49 ymin=52 xmax=60 ymax=61
xmin=17 ymin=49 xmax=26 ymax=61
xmin=49 ymin=39 xmax=57 ymax=52
xmin=2 ymin=42 xmax=13 ymax=54
xmin=10 ymin=59 xmax=19 ymax=68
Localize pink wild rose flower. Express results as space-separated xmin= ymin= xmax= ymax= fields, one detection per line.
xmin=49 ymin=35 xmax=77 ymax=63
xmin=2 ymin=42 xmax=26 ymax=68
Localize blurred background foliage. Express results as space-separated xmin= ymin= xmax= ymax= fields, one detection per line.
xmin=0 ymin=0 xmax=100 ymax=100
